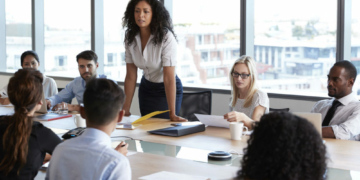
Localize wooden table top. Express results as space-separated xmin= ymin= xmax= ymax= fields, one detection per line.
xmin=40 ymin=117 xmax=360 ymax=171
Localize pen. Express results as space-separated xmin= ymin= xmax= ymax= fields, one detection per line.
xmin=121 ymin=143 xmax=127 ymax=147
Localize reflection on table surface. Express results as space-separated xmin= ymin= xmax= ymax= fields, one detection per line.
xmin=112 ymin=139 xmax=360 ymax=180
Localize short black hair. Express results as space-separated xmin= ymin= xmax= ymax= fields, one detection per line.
xmin=20 ymin=50 xmax=39 ymax=66
xmin=236 ymin=112 xmax=327 ymax=180
xmin=333 ymin=60 xmax=357 ymax=82
xmin=83 ymin=79 xmax=125 ymax=126
xmin=76 ymin=50 xmax=98 ymax=64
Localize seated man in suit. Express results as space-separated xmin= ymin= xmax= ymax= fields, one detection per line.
xmin=311 ymin=61 xmax=360 ymax=140
xmin=45 ymin=78 xmax=131 ymax=180
xmin=46 ymin=50 xmax=110 ymax=111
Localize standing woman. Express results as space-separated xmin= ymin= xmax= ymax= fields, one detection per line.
xmin=0 ymin=69 xmax=61 ymax=179
xmin=122 ymin=0 xmax=186 ymax=121
xmin=224 ymin=56 xmax=269 ymax=129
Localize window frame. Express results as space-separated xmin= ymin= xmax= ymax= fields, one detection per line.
xmin=0 ymin=0 xmax=353 ymax=101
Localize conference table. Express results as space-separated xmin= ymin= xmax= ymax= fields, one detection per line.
xmin=1 ymin=106 xmax=360 ymax=179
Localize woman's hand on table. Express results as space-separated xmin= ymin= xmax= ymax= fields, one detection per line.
xmin=224 ymin=111 xmax=254 ymax=129
xmin=170 ymin=114 xmax=188 ymax=122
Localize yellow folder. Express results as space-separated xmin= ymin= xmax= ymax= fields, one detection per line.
xmin=131 ymin=110 xmax=170 ymax=124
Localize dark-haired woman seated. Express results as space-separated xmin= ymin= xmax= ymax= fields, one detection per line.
xmin=0 ymin=69 xmax=61 ymax=180
xmin=235 ymin=112 xmax=327 ymax=180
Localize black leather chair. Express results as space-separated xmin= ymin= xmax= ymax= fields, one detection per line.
xmin=179 ymin=90 xmax=212 ymax=121
xmin=57 ymin=88 xmax=72 ymax=104
xmin=269 ymin=108 xmax=290 ymax=112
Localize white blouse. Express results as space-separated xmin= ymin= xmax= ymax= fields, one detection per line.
xmin=0 ymin=74 xmax=58 ymax=99
xmin=125 ymin=31 xmax=177 ymax=83
xmin=229 ymin=89 xmax=269 ymax=118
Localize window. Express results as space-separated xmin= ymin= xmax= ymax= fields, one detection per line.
xmin=54 ymin=56 xmax=67 ymax=68
xmin=44 ymin=0 xmax=90 ymax=77
xmin=106 ymin=53 xmax=117 ymax=67
xmin=201 ymin=51 xmax=208 ymax=62
xmin=255 ymin=0 xmax=337 ymax=96
xmin=172 ymin=0 xmax=240 ymax=87
xmin=5 ymin=0 xmax=32 ymax=71
xmin=104 ymin=0 xmax=128 ymax=81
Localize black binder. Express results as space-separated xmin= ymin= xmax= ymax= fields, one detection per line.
xmin=148 ymin=124 xmax=205 ymax=137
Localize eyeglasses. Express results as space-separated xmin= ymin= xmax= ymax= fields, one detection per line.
xmin=231 ymin=72 xmax=250 ymax=79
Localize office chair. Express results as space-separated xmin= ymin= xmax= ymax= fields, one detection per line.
xmin=179 ymin=90 xmax=212 ymax=121
xmin=57 ymin=88 xmax=72 ymax=104
xmin=269 ymin=108 xmax=290 ymax=112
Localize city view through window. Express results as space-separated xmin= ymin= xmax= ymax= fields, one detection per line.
xmin=3 ymin=0 xmax=360 ymax=97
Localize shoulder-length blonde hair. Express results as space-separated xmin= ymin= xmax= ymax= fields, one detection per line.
xmin=230 ymin=55 xmax=258 ymax=108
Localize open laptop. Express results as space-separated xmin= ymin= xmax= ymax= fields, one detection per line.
xmin=292 ymin=112 xmax=322 ymax=137
xmin=36 ymin=92 xmax=48 ymax=114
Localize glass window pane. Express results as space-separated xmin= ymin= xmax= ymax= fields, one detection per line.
xmin=44 ymin=0 xmax=90 ymax=77
xmin=255 ymin=0 xmax=337 ymax=96
xmin=172 ymin=0 xmax=240 ymax=87
xmin=5 ymin=0 xmax=32 ymax=72
xmin=103 ymin=0 xmax=136 ymax=82
xmin=351 ymin=0 xmax=360 ymax=96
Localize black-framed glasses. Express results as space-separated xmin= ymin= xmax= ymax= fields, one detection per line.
xmin=231 ymin=72 xmax=250 ymax=79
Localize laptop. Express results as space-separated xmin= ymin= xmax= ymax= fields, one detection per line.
xmin=36 ymin=92 xmax=48 ymax=114
xmin=292 ymin=112 xmax=322 ymax=136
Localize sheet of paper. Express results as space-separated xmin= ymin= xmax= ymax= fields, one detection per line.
xmin=132 ymin=110 xmax=170 ymax=124
xmin=118 ymin=115 xmax=141 ymax=125
xmin=126 ymin=151 xmax=137 ymax=156
xmin=194 ymin=114 xmax=230 ymax=128
xmin=0 ymin=106 xmax=14 ymax=116
xmin=49 ymin=128 xmax=69 ymax=135
xmin=39 ymin=162 xmax=49 ymax=170
xmin=139 ymin=171 xmax=209 ymax=180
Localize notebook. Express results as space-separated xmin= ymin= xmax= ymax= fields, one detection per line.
xmin=33 ymin=113 xmax=72 ymax=121
xmin=148 ymin=124 xmax=205 ymax=137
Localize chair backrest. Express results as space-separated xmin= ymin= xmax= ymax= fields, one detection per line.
xmin=57 ymin=88 xmax=72 ymax=104
xmin=269 ymin=108 xmax=290 ymax=112
xmin=179 ymin=91 xmax=212 ymax=121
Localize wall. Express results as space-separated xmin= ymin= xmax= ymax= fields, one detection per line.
xmin=0 ymin=73 xmax=317 ymax=115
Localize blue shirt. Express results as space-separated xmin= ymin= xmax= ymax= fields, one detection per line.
xmin=45 ymin=128 xmax=131 ymax=180
xmin=47 ymin=74 xmax=108 ymax=106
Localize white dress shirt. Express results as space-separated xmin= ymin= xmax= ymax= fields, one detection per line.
xmin=45 ymin=128 xmax=131 ymax=180
xmin=311 ymin=92 xmax=360 ymax=140
xmin=229 ymin=89 xmax=270 ymax=118
xmin=125 ymin=31 xmax=177 ymax=83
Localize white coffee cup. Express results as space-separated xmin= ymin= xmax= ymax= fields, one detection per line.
xmin=229 ymin=122 xmax=248 ymax=140
xmin=74 ymin=114 xmax=86 ymax=127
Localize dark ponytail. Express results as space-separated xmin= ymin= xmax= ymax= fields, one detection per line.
xmin=0 ymin=69 xmax=43 ymax=175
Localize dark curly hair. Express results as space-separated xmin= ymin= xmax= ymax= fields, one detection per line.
xmin=235 ymin=112 xmax=327 ymax=180
xmin=122 ymin=0 xmax=177 ymax=46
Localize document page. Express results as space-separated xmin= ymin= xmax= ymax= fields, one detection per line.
xmin=194 ymin=114 xmax=230 ymax=128
xmin=139 ymin=171 xmax=210 ymax=180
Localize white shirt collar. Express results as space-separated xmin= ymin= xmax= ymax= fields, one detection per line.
xmin=336 ymin=92 xmax=358 ymax=106
xmin=81 ymin=128 xmax=112 ymax=148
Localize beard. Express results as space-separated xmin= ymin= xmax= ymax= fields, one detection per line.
xmin=81 ymin=72 xmax=95 ymax=82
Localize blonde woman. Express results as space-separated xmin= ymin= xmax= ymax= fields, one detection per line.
xmin=224 ymin=55 xmax=269 ymax=129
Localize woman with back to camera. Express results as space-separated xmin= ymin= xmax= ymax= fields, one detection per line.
xmin=122 ymin=0 xmax=187 ymax=122
xmin=235 ymin=112 xmax=327 ymax=180
xmin=224 ymin=55 xmax=269 ymax=129
xmin=0 ymin=69 xmax=61 ymax=180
